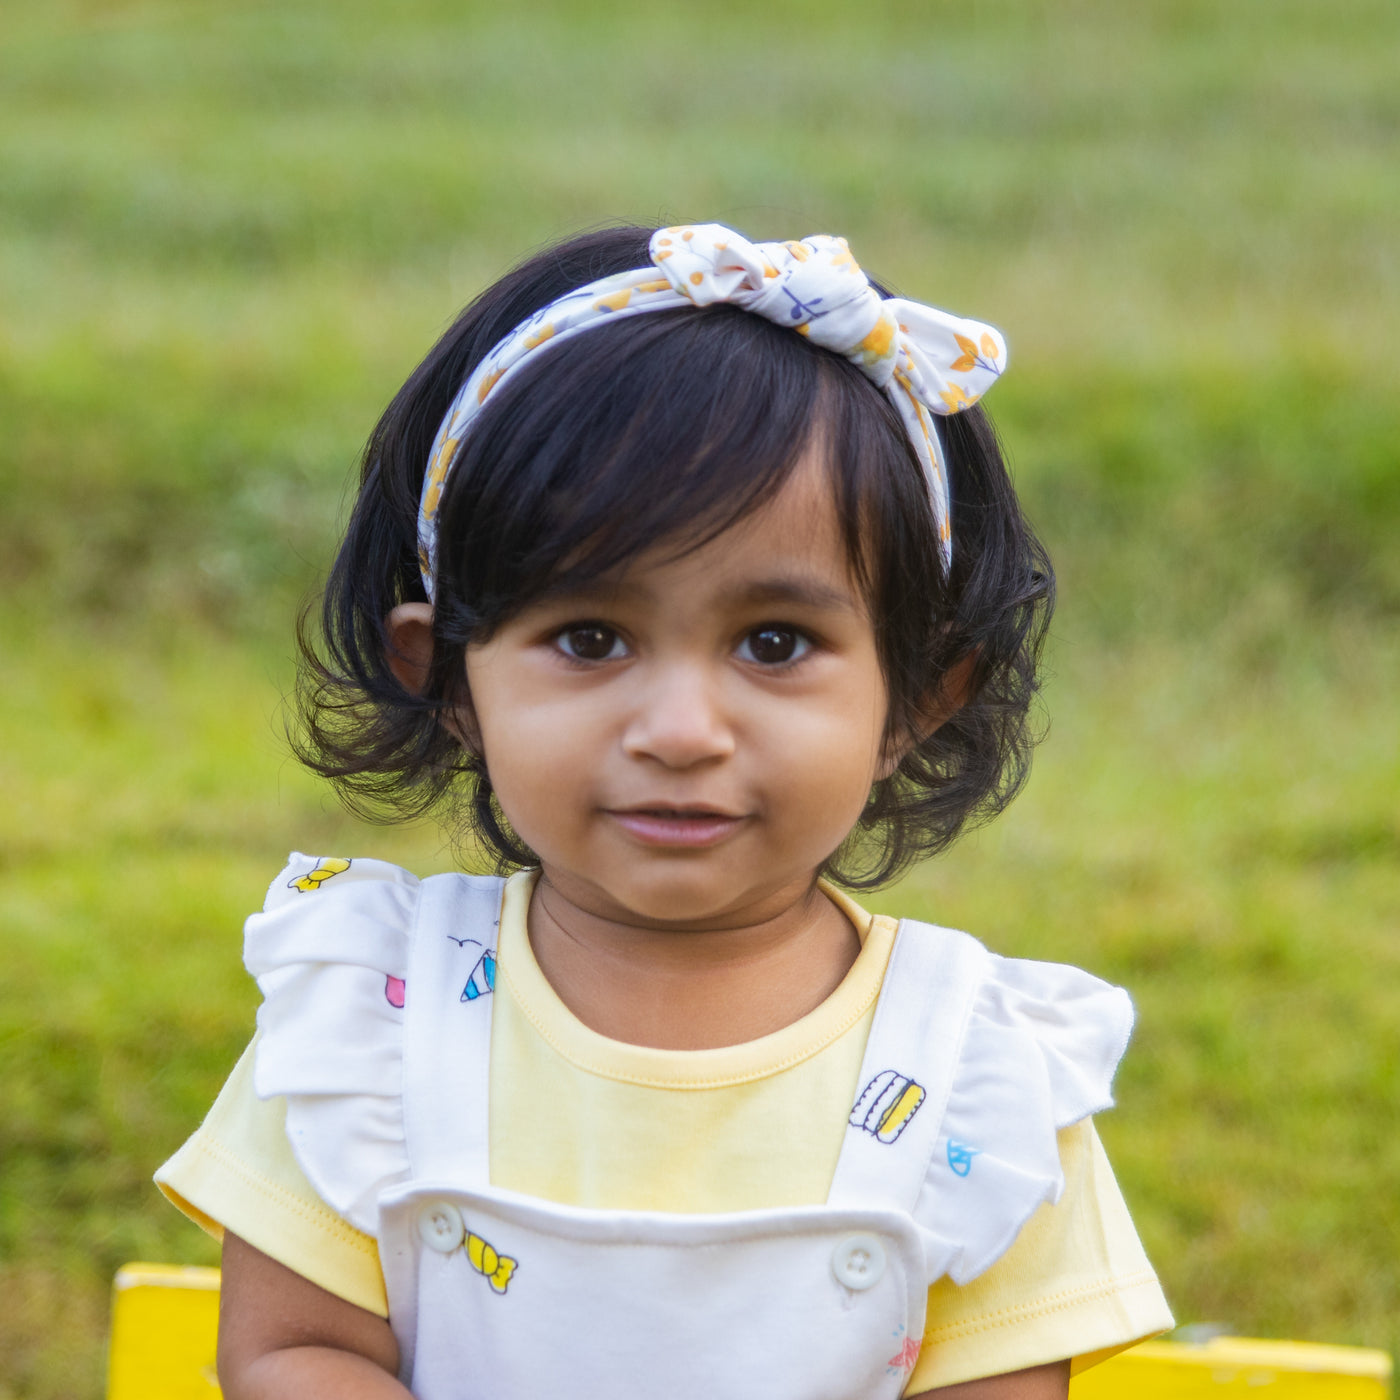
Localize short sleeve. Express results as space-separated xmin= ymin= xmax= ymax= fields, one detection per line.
xmin=243 ymin=852 xmax=426 ymax=1235
xmin=154 ymin=1036 xmax=390 ymax=1318
xmin=904 ymin=1119 xmax=1172 ymax=1395
xmin=908 ymin=942 xmax=1137 ymax=1288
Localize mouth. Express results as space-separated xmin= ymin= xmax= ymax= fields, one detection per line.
xmin=605 ymin=805 xmax=747 ymax=849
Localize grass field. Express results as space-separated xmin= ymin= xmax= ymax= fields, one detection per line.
xmin=2 ymin=2 xmax=1398 ymax=1396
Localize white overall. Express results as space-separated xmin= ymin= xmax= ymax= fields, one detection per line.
xmin=246 ymin=860 xmax=1135 ymax=1400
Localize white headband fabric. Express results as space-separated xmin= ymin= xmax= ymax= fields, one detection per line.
xmin=416 ymin=223 xmax=1006 ymax=598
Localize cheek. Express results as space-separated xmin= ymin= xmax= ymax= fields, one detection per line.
xmin=474 ymin=727 xmax=578 ymax=854
xmin=467 ymin=680 xmax=605 ymax=826
xmin=764 ymin=680 xmax=887 ymax=810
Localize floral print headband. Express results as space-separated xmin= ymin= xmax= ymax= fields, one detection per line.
xmin=417 ymin=223 xmax=1006 ymax=598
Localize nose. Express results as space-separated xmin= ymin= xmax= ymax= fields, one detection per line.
xmin=620 ymin=661 xmax=736 ymax=769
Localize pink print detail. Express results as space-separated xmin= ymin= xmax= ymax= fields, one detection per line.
xmin=385 ymin=976 xmax=406 ymax=1009
xmin=887 ymin=1335 xmax=921 ymax=1375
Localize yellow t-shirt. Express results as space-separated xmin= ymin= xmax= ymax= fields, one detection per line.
xmin=156 ymin=872 xmax=1171 ymax=1393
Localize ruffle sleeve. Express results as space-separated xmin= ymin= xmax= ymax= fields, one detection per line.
xmin=915 ymin=950 xmax=1135 ymax=1286
xmin=242 ymin=853 xmax=421 ymax=1237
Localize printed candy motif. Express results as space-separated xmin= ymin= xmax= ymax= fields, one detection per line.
xmin=288 ymin=857 xmax=351 ymax=893
xmin=946 ymin=1140 xmax=981 ymax=1177
xmin=447 ymin=932 xmax=497 ymax=1003
xmin=465 ymin=1227 xmax=517 ymax=1295
xmin=850 ymin=1070 xmax=926 ymax=1144
xmin=423 ymin=1203 xmax=517 ymax=1295
xmin=886 ymin=1326 xmax=922 ymax=1377
xmin=460 ymin=947 xmax=496 ymax=1002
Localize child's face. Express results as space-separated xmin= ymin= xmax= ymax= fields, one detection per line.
xmin=462 ymin=450 xmax=892 ymax=929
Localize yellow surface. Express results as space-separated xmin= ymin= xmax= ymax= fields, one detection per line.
xmin=1071 ymin=1335 xmax=1393 ymax=1398
xmin=106 ymin=1262 xmax=1392 ymax=1399
xmin=107 ymin=1264 xmax=221 ymax=1400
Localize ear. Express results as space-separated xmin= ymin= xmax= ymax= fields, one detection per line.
xmin=385 ymin=603 xmax=436 ymax=696
xmin=877 ymin=651 xmax=979 ymax=780
xmin=385 ymin=602 xmax=484 ymax=755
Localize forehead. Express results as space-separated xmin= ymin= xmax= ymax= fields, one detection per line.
xmin=574 ymin=449 xmax=863 ymax=613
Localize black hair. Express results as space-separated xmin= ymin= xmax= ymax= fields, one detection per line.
xmin=296 ymin=224 xmax=1053 ymax=889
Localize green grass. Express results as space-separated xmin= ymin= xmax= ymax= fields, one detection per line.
xmin=2 ymin=2 xmax=1398 ymax=1395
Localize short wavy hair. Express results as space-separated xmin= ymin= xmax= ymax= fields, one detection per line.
xmin=296 ymin=225 xmax=1054 ymax=889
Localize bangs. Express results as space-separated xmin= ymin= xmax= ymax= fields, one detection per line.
xmin=431 ymin=304 xmax=930 ymax=633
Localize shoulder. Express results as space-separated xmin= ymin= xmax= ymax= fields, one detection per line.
xmin=876 ymin=918 xmax=1137 ymax=1285
xmin=244 ymin=852 xmax=506 ymax=979
xmin=883 ymin=916 xmax=1135 ymax=1130
xmin=241 ymin=853 xmax=505 ymax=1234
xmin=834 ymin=891 xmax=1135 ymax=1099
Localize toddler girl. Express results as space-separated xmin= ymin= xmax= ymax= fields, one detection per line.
xmin=157 ymin=223 xmax=1172 ymax=1399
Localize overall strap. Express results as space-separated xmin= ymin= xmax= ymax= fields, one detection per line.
xmin=827 ymin=919 xmax=989 ymax=1215
xmin=400 ymin=873 xmax=506 ymax=1184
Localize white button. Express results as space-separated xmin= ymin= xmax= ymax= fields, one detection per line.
xmin=832 ymin=1234 xmax=886 ymax=1290
xmin=418 ymin=1202 xmax=464 ymax=1254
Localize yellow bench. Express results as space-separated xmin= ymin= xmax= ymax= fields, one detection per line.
xmin=107 ymin=1262 xmax=1394 ymax=1399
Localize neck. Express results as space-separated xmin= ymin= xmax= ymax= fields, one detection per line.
xmin=525 ymin=873 xmax=862 ymax=1050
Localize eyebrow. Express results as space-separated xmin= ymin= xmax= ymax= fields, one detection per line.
xmin=721 ymin=577 xmax=860 ymax=613
xmin=538 ymin=572 xmax=860 ymax=614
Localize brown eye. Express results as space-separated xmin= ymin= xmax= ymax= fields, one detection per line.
xmin=558 ymin=624 xmax=623 ymax=661
xmin=740 ymin=627 xmax=809 ymax=665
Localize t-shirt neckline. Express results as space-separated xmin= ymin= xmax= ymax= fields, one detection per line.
xmin=495 ymin=870 xmax=898 ymax=1089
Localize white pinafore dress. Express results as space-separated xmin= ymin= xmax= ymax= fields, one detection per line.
xmin=246 ymin=856 xmax=1134 ymax=1400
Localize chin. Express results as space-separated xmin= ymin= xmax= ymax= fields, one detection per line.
xmin=574 ymin=860 xmax=777 ymax=928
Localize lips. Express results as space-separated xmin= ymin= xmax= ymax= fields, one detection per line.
xmin=606 ymin=806 xmax=746 ymax=849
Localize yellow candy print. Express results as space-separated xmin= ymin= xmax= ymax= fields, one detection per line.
xmin=877 ymin=1081 xmax=925 ymax=1139
xmin=850 ymin=1069 xmax=926 ymax=1144
xmin=466 ymin=1229 xmax=517 ymax=1294
xmin=288 ymin=858 xmax=351 ymax=893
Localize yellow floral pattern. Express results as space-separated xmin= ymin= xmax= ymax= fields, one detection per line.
xmin=417 ymin=224 xmax=1006 ymax=594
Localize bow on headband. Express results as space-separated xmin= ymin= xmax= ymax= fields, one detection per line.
xmin=417 ymin=224 xmax=1006 ymax=597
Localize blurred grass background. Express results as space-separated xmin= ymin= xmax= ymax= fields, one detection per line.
xmin=2 ymin=1 xmax=1397 ymax=1395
